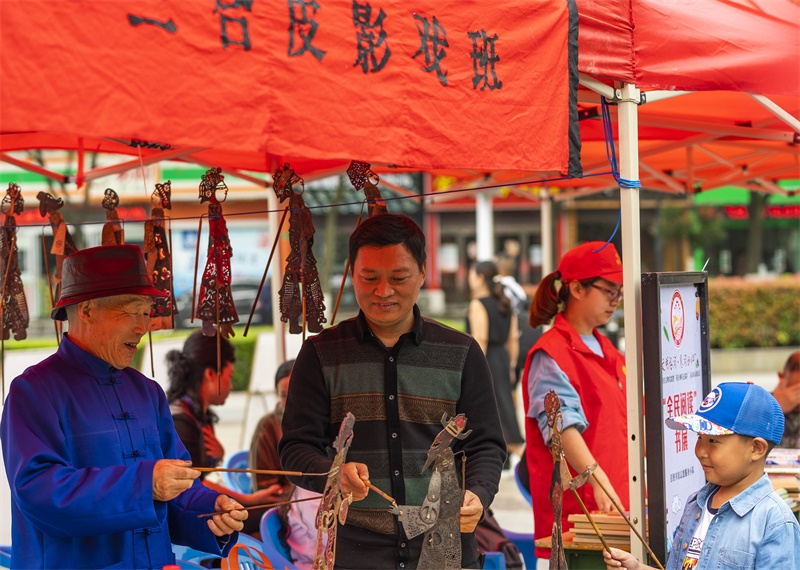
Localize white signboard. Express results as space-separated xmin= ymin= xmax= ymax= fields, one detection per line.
xmin=642 ymin=271 xmax=711 ymax=565
xmin=658 ymin=284 xmax=706 ymax=544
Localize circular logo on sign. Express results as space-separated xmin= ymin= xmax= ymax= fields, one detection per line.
xmin=699 ymin=387 xmax=722 ymax=412
xmin=670 ymin=290 xmax=685 ymax=348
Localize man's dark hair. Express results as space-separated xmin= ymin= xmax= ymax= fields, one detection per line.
xmin=348 ymin=214 xmax=426 ymax=272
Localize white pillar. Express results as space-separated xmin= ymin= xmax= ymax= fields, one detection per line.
xmin=540 ymin=187 xmax=553 ymax=276
xmin=268 ymin=189 xmax=286 ymax=365
xmin=618 ymin=82 xmax=647 ymax=563
xmin=476 ymin=191 xmax=495 ymax=260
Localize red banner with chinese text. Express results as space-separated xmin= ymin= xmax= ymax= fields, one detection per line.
xmin=0 ymin=1 xmax=578 ymax=174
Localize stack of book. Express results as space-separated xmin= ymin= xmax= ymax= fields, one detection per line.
xmin=766 ymin=448 xmax=800 ymax=516
xmin=566 ymin=513 xmax=631 ymax=548
xmin=775 ymin=487 xmax=798 ymax=512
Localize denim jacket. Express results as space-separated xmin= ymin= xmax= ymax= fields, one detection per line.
xmin=666 ymin=474 xmax=800 ymax=570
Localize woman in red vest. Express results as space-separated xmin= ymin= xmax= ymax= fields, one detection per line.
xmin=521 ymin=241 xmax=628 ymax=561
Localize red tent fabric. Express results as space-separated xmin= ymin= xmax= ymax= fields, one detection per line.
xmin=1 ymin=0 xmax=796 ymax=182
xmin=577 ymin=0 xmax=799 ymax=96
xmin=0 ymin=0 xmax=577 ymax=174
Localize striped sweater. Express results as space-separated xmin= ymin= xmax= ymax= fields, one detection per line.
xmin=279 ymin=305 xmax=506 ymax=536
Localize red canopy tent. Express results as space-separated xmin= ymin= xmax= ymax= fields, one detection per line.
xmin=1 ymin=0 xmax=799 ymax=559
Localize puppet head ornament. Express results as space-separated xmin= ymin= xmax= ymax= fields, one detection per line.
xmin=2 ymin=183 xmax=24 ymax=215
xmin=153 ymin=181 xmax=172 ymax=210
xmin=199 ymin=167 xmax=228 ymax=203
xmin=346 ymin=161 xmax=379 ymax=192
xmin=273 ymin=163 xmax=303 ymax=201
xmin=102 ymin=188 xmax=120 ymax=211
xmin=36 ymin=192 xmax=64 ymax=217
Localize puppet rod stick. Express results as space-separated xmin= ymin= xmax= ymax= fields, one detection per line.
xmin=0 ymin=235 xmax=16 ymax=396
xmin=301 ymin=274 xmax=307 ymax=342
xmin=591 ymin=473 xmax=665 ymax=570
xmin=194 ymin=466 xmax=332 ymax=477
xmin=190 ymin=215 xmax=204 ymax=324
xmin=244 ymin=206 xmax=288 ymax=337
xmin=40 ymin=233 xmax=59 ymax=344
xmin=167 ymin=217 xmax=176 ymax=328
xmin=331 ymin=213 xmax=362 ymax=325
xmin=365 ymin=481 xmax=397 ymax=507
xmin=215 ymin=246 xmax=221 ymax=394
xmin=148 ymin=331 xmax=155 ymax=378
xmin=197 ymin=495 xmax=321 ymax=518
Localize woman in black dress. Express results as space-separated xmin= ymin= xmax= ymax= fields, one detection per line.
xmin=467 ymin=260 xmax=525 ymax=459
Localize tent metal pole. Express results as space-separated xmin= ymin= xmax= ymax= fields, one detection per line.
xmin=0 ymin=152 xmax=69 ymax=183
xmin=618 ymin=82 xmax=647 ymax=564
xmin=749 ymin=93 xmax=800 ymax=134
xmin=579 ymin=73 xmax=615 ymax=100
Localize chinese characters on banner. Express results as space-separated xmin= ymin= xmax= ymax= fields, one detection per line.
xmin=1 ymin=0 xmax=577 ymax=173
xmin=128 ymin=1 xmax=503 ymax=90
xmin=659 ymin=285 xmax=706 ymax=542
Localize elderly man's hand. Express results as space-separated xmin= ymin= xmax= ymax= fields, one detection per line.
xmin=152 ymin=459 xmax=200 ymax=502
xmin=207 ymin=495 xmax=247 ymax=536
xmin=459 ymin=490 xmax=483 ymax=533
xmin=339 ymin=462 xmax=369 ymax=502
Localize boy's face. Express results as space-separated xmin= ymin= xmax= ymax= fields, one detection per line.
xmin=695 ymin=433 xmax=765 ymax=489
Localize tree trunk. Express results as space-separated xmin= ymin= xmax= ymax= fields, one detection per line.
xmin=745 ymin=190 xmax=766 ymax=274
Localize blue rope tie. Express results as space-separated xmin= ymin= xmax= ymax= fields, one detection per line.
xmin=602 ymin=98 xmax=642 ymax=190
xmin=594 ymin=97 xmax=641 ymax=252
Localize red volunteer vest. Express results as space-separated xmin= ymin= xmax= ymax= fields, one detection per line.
xmin=521 ymin=313 xmax=629 ymax=559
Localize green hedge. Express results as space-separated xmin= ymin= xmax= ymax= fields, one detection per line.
xmin=130 ymin=328 xmax=259 ymax=391
xmin=229 ymin=334 xmax=257 ymax=391
xmin=708 ymin=276 xmax=800 ymax=348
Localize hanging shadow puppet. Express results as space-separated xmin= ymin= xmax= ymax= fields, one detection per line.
xmin=272 ymin=163 xmax=326 ymax=334
xmin=37 ymin=191 xmax=78 ymax=305
xmin=195 ymin=167 xmax=238 ymax=338
xmin=101 ymin=188 xmax=125 ymax=245
xmin=0 ymin=183 xmax=29 ymax=341
xmin=144 ymin=181 xmax=177 ymax=331
xmin=346 ymin=160 xmax=388 ymax=217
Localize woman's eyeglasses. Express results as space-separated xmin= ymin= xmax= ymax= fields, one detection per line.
xmin=591 ymin=283 xmax=624 ymax=302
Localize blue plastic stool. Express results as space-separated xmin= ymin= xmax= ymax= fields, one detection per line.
xmin=259 ymin=507 xmax=300 ymax=569
xmin=223 ymin=449 xmax=252 ymax=493
xmin=483 ymin=551 xmax=507 ymax=569
xmin=514 ymin=460 xmax=532 ymax=506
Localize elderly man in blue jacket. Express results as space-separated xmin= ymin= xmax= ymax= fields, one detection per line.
xmin=1 ymin=245 xmax=247 ymax=568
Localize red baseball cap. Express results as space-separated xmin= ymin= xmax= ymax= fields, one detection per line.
xmin=557 ymin=241 xmax=623 ymax=284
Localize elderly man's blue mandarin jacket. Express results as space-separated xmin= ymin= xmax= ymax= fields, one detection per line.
xmin=0 ymin=334 xmax=236 ymax=568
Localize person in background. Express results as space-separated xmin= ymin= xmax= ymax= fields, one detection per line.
xmin=772 ymin=350 xmax=800 ymax=448
xmin=249 ymin=358 xmax=322 ymax=569
xmin=605 ymin=382 xmax=799 ymax=569
xmin=467 ymin=260 xmax=525 ymax=461
xmin=1 ymin=245 xmax=245 ymax=568
xmin=166 ymin=329 xmax=280 ymax=535
xmin=522 ymin=241 xmax=628 ymax=562
xmin=249 ymin=359 xmax=295 ymax=496
xmin=280 ymin=214 xmax=506 ymax=569
xmin=496 ymin=253 xmax=542 ymax=426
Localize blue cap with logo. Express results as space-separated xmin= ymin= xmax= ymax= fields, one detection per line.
xmin=666 ymin=382 xmax=784 ymax=445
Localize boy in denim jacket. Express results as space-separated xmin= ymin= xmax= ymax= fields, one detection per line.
xmin=605 ymin=382 xmax=800 ymax=570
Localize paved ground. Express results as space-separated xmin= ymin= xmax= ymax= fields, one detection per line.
xmin=0 ymin=334 xmax=785 ymax=550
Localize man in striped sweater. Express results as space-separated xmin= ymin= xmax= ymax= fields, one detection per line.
xmin=280 ymin=214 xmax=506 ymax=569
